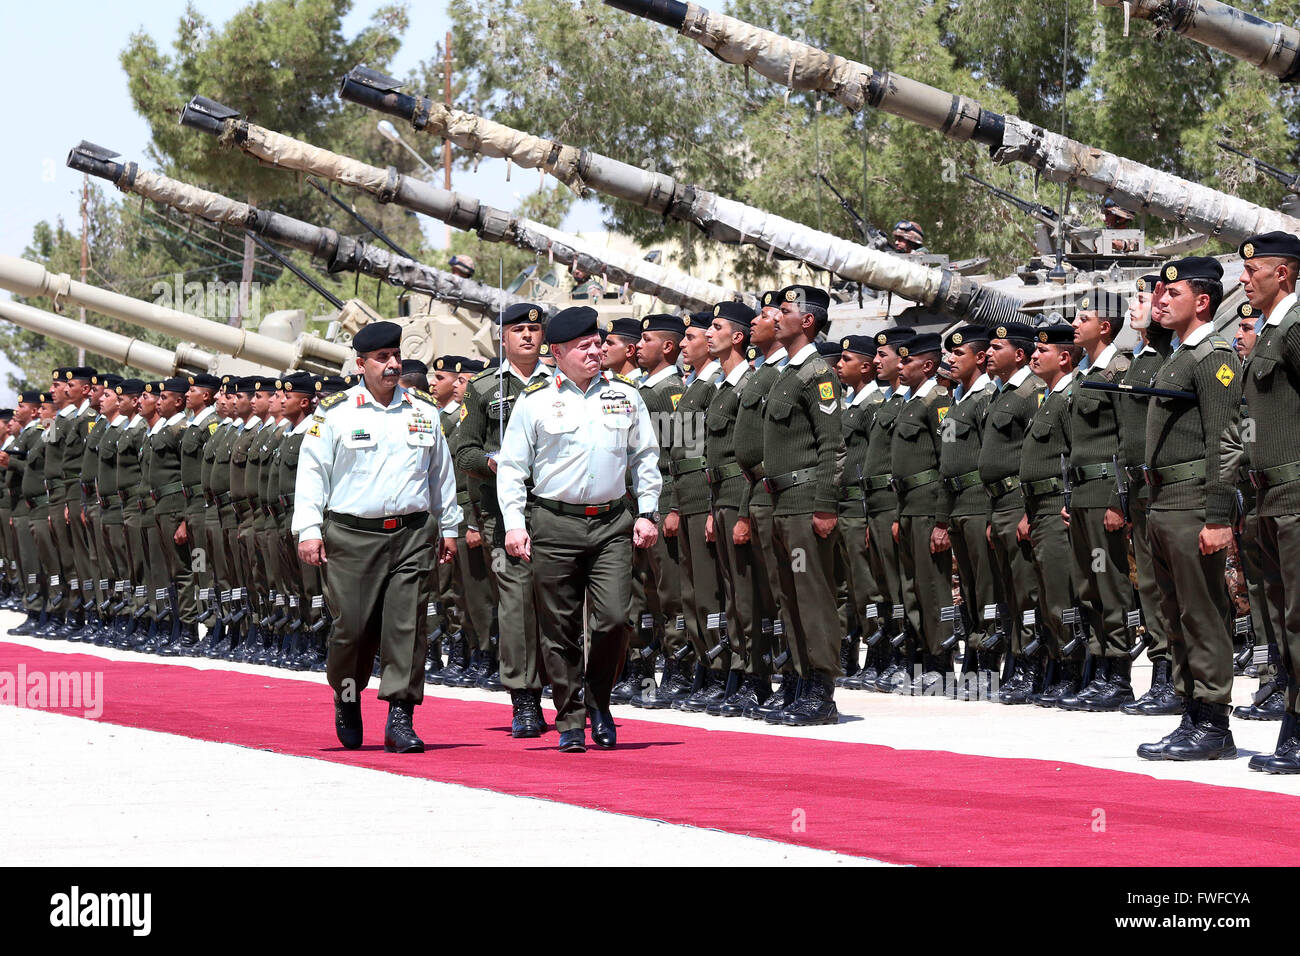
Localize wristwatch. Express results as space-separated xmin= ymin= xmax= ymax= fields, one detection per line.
xmin=638 ymin=510 xmax=661 ymax=523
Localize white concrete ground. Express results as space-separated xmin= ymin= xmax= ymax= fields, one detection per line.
xmin=2 ymin=603 xmax=1296 ymax=865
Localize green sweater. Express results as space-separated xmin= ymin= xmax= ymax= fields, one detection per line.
xmin=735 ymin=359 xmax=783 ymax=517
xmin=863 ymin=392 xmax=903 ymax=515
xmin=840 ymin=385 xmax=885 ymax=519
xmin=938 ymin=378 xmax=995 ymax=520
xmin=1019 ymin=377 xmax=1073 ymax=516
xmin=1068 ymin=349 xmax=1130 ymax=511
xmin=1119 ymin=338 xmax=1173 ymax=503
xmin=639 ymin=368 xmax=685 ymax=514
xmin=670 ymin=368 xmax=719 ymax=516
xmin=762 ymin=350 xmax=844 ymax=516
xmin=978 ymin=368 xmax=1043 ymax=512
xmin=1145 ymin=328 xmax=1243 ymax=524
xmin=142 ymin=416 xmax=188 ymax=515
xmin=704 ymin=365 xmax=751 ymax=511
xmin=456 ymin=365 xmax=549 ymax=515
xmin=890 ymin=379 xmax=951 ymax=518
xmin=1243 ymin=303 xmax=1300 ymax=517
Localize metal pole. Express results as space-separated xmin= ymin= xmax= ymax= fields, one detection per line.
xmin=444 ymin=30 xmax=454 ymax=250
xmin=78 ymin=173 xmax=88 ymax=365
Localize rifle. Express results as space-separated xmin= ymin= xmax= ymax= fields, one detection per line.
xmin=818 ymin=174 xmax=888 ymax=249
xmin=1231 ymin=488 xmax=1258 ymax=670
xmin=1216 ymin=141 xmax=1300 ymax=194
xmin=1080 ymin=380 xmax=1197 ymax=402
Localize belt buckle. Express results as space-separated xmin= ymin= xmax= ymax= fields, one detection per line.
xmin=584 ymin=505 xmax=599 ymax=516
xmin=383 ymin=517 xmax=398 ymax=530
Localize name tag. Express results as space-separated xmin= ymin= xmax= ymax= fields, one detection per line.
xmin=343 ymin=431 xmax=376 ymax=449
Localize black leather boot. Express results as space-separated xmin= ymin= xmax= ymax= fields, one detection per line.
xmin=782 ymin=671 xmax=839 ymax=726
xmin=1073 ymin=656 xmax=1135 ymax=711
xmin=384 ymin=701 xmax=425 ymax=753
xmin=1163 ymin=701 xmax=1236 ymax=761
xmin=1251 ymin=712 xmax=1300 ymax=773
xmin=1234 ymin=670 xmax=1288 ymax=721
xmin=510 ymin=688 xmax=542 ymax=738
xmin=762 ymin=676 xmax=806 ymax=724
xmin=610 ymin=654 xmax=641 ymax=705
xmin=1033 ymin=658 xmax=1083 ymax=707
xmin=706 ymin=669 xmax=745 ymax=715
xmin=1137 ymin=700 xmax=1197 ymax=760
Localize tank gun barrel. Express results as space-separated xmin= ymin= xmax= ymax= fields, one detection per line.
xmin=603 ymin=0 xmax=1300 ymax=244
xmin=337 ymin=67 xmax=1025 ymax=325
xmin=0 ymin=254 xmax=330 ymax=375
xmin=0 ymin=299 xmax=216 ymax=377
xmin=179 ymin=97 xmax=745 ymax=312
xmin=69 ymin=137 xmax=528 ymax=324
xmin=1097 ymin=0 xmax=1300 ymax=82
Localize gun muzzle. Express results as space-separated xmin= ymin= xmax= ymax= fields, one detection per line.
xmin=603 ymin=0 xmax=689 ymax=29
xmin=180 ymin=94 xmax=241 ymax=135
xmin=339 ymin=66 xmax=426 ymax=125
xmin=66 ymin=141 xmax=126 ymax=181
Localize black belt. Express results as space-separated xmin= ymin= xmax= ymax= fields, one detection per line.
xmin=705 ymin=463 xmax=745 ymax=484
xmin=764 ymin=469 xmax=816 ymax=493
xmin=1249 ymin=460 xmax=1300 ymax=490
xmin=534 ymin=497 xmax=625 ymax=518
xmin=1145 ymin=460 xmax=1205 ymax=487
xmin=326 ymin=510 xmax=428 ymax=533
xmin=944 ymin=469 xmax=983 ymax=494
xmin=669 ymin=456 xmax=708 ymax=477
xmin=1070 ymin=461 xmax=1115 ymax=484
xmin=151 ymin=480 xmax=185 ymax=502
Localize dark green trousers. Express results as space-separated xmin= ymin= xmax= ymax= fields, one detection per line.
xmin=988 ymin=504 xmax=1037 ymax=654
xmin=322 ymin=514 xmax=434 ymax=705
xmin=13 ymin=508 xmax=43 ymax=611
xmin=899 ymin=513 xmax=954 ymax=657
xmin=456 ymin=534 xmax=497 ymax=652
xmin=630 ymin=528 xmax=683 ymax=657
xmin=1256 ymin=512 xmax=1300 ymax=715
xmin=1148 ymin=507 xmax=1234 ymax=706
xmin=481 ymin=507 xmax=542 ymax=692
xmin=713 ymin=506 xmax=765 ymax=673
xmin=1068 ymin=506 xmax=1134 ymax=658
xmin=866 ymin=507 xmax=902 ymax=629
xmin=678 ymin=510 xmax=724 ymax=670
xmin=839 ymin=512 xmax=879 ymax=638
xmin=1130 ymin=502 xmax=1170 ymax=663
xmin=748 ymin=502 xmax=788 ymax=678
xmin=1240 ymin=512 xmax=1277 ymax=680
xmin=530 ymin=506 xmax=634 ymax=733
xmin=950 ymin=512 xmax=994 ymax=648
xmin=1027 ymin=500 xmax=1076 ymax=660
xmin=771 ymin=513 xmax=841 ymax=678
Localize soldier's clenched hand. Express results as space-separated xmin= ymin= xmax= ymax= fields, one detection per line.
xmin=299 ymin=539 xmax=327 ymax=566
xmin=505 ymin=529 xmax=532 ymax=561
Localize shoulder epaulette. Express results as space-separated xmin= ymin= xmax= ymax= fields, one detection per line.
xmin=409 ymin=388 xmax=437 ymax=406
xmin=613 ymin=373 xmax=636 ymax=386
xmin=470 ymin=368 xmax=498 ymax=386
xmin=796 ymin=355 xmax=832 ymax=384
xmin=319 ymin=392 xmax=348 ymax=411
xmin=522 ymin=378 xmax=550 ymax=396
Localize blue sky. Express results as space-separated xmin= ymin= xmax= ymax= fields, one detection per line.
xmin=0 ymin=0 xmax=603 ymax=403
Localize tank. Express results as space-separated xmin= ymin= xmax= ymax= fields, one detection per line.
xmin=337 ymin=67 xmax=1026 ymax=328
xmin=601 ymin=0 xmax=1300 ymax=246
xmin=1097 ymin=0 xmax=1300 ymax=81
xmin=0 ymin=298 xmax=217 ymax=377
xmin=178 ymin=96 xmax=750 ymax=315
xmin=0 ymin=254 xmax=346 ymax=375
xmin=67 ymin=139 xmax=533 ymax=355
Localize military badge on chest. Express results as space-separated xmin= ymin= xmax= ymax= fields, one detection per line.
xmin=599 ymin=389 xmax=635 ymax=416
xmin=407 ymin=410 xmax=437 ymax=435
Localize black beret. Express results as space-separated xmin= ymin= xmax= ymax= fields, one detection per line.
xmin=19 ymin=390 xmax=43 ymax=405
xmin=502 ymin=302 xmax=546 ymax=326
xmin=1136 ymin=273 xmax=1161 ymax=293
xmin=220 ymin=378 xmax=240 ymax=395
xmin=943 ymin=324 xmax=991 ymax=352
xmin=98 ymin=374 xmax=124 ymax=389
xmin=545 ymin=305 xmax=600 ymax=344
xmin=1073 ymin=290 xmax=1128 ymax=321
xmin=1160 ymin=256 xmax=1223 ymax=284
xmin=69 ymin=366 xmax=97 ymax=382
xmin=187 ymin=373 xmax=222 ymax=390
xmin=606 ymin=317 xmax=642 ymax=340
xmin=777 ymin=285 xmax=831 ymax=313
xmin=318 ymin=376 xmax=350 ymax=395
xmin=815 ymin=340 xmax=843 ymax=360
xmin=1239 ymin=231 xmax=1300 ymax=262
xmin=116 ymin=379 xmax=145 ymax=396
xmin=840 ymin=334 xmax=877 ymax=357
xmin=686 ymin=310 xmax=713 ymax=331
xmin=758 ymin=290 xmax=782 ymax=309
xmin=484 ymin=357 xmax=501 ymax=370
xmin=401 ymin=359 xmax=429 ymax=376
xmin=234 ymin=377 xmax=260 ymax=395
xmin=538 ymin=343 xmax=551 ymax=357
xmin=712 ymin=301 xmax=758 ymax=326
xmin=51 ymin=367 xmax=69 ymax=380
xmin=897 ymin=332 xmax=942 ymax=358
xmin=873 ymin=327 xmax=917 ymax=349
xmin=641 ymin=313 xmax=686 ymax=336
xmin=1238 ymin=301 xmax=1260 ymax=321
xmin=1033 ymin=324 xmax=1077 ymax=345
xmin=352 ymin=320 xmax=403 ymax=354
xmin=160 ymin=377 xmax=189 ymax=394
xmin=39 ymin=393 xmax=52 ymax=403
xmin=281 ymin=372 xmax=315 ymax=394
xmin=432 ymin=356 xmax=467 ymax=373
xmin=461 ymin=358 xmax=486 ymax=374
xmin=988 ymin=322 xmax=1036 ymax=345
xmin=0 ymin=409 xmax=12 ymax=421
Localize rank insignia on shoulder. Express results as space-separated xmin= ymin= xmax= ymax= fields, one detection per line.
xmin=209 ymin=422 xmax=219 ymax=434
xmin=308 ymin=424 xmax=321 ymax=437
xmin=614 ymin=373 xmax=635 ymax=386
xmin=319 ymin=392 xmax=348 ymax=410
xmin=1216 ymin=364 xmax=1236 ymax=387
xmin=459 ymin=405 xmax=468 ymax=421
xmin=818 ymin=381 xmax=835 ymax=401
xmin=313 ymin=414 xmax=326 ymax=423
xmin=523 ymin=379 xmax=549 ymax=395
xmin=670 ymin=392 xmax=683 ymax=409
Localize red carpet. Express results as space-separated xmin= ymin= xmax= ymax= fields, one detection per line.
xmin=5 ymin=640 xmax=1300 ymax=866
